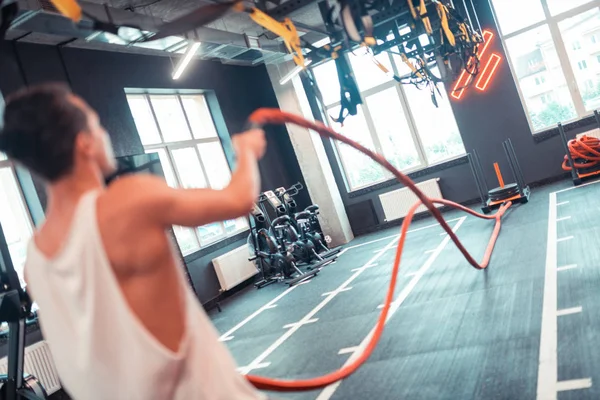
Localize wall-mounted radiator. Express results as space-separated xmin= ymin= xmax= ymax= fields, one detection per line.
xmin=379 ymin=178 xmax=443 ymax=222
xmin=213 ymin=244 xmax=258 ymax=292
xmin=0 ymin=341 xmax=61 ymax=395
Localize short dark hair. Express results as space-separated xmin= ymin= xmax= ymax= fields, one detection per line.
xmin=0 ymin=83 xmax=88 ymax=182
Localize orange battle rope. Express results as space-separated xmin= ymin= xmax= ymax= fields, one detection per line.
xmin=245 ymin=108 xmax=512 ymax=392
xmin=562 ymin=135 xmax=600 ymax=171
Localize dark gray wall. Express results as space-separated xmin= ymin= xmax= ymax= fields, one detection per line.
xmin=319 ymin=0 xmax=585 ymax=234
xmin=0 ymin=40 xmax=308 ymax=305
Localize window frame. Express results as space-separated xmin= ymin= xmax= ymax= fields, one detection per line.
xmin=0 ymin=157 xmax=35 ymax=287
xmin=316 ymin=52 xmax=465 ymax=192
xmin=126 ymin=92 xmax=248 ymax=255
xmin=491 ymin=0 xmax=600 ymax=134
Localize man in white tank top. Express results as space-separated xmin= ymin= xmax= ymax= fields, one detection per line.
xmin=0 ymin=83 xmax=268 ymax=400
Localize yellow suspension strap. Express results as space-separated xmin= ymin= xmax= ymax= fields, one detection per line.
xmin=407 ymin=0 xmax=432 ymax=35
xmin=401 ymin=52 xmax=424 ymax=80
xmin=436 ymin=2 xmax=455 ymax=47
xmin=249 ymin=7 xmax=305 ymax=67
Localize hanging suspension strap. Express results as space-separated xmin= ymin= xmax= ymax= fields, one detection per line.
xmin=408 ymin=0 xmax=432 ymax=35
xmin=436 ymin=2 xmax=455 ymax=48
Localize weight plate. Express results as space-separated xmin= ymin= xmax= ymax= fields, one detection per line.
xmin=488 ymin=183 xmax=519 ymax=201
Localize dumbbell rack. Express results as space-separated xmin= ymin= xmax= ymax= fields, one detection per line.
xmin=468 ymin=139 xmax=530 ymax=214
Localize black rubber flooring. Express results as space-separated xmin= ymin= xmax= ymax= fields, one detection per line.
xmin=210 ymin=180 xmax=600 ymax=400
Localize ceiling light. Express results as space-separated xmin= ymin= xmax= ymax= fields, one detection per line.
xmin=172 ymin=41 xmax=201 ymax=80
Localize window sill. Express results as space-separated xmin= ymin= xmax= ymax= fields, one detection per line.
xmin=183 ymin=229 xmax=250 ymax=264
xmin=533 ymin=114 xmax=598 ymax=143
xmin=347 ymin=154 xmax=469 ymax=199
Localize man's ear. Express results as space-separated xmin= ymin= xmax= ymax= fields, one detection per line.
xmin=74 ymin=132 xmax=94 ymax=158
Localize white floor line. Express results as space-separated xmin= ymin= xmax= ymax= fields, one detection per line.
xmin=424 ymin=249 xmax=436 ymax=254
xmin=556 ymin=378 xmax=592 ymax=392
xmin=537 ymin=191 xmax=558 ymax=400
xmin=283 ymin=318 xmax=319 ymax=329
xmin=406 ymin=271 xmax=419 ymax=277
xmin=351 ymin=263 xmax=378 ymax=273
xmin=557 ymin=201 xmax=570 ymax=206
xmin=557 ymin=236 xmax=574 ymax=243
xmin=337 ymin=347 xmax=359 ymax=355
xmin=218 ymin=285 xmax=298 ymax=342
xmin=344 ymin=217 xmax=462 ymax=251
xmin=237 ymin=362 xmax=271 ymax=375
xmin=336 ymin=249 xmax=348 ymax=258
xmin=373 ymin=248 xmax=385 ymax=253
xmin=322 ymin=287 xmax=353 ymax=297
xmin=557 ymin=307 xmax=582 ymax=317
xmin=557 ymin=264 xmax=577 ymax=272
xmin=553 ymin=178 xmax=600 ymax=194
xmin=556 ymin=216 xmax=571 ymax=222
xmin=238 ymin=234 xmax=402 ymax=375
xmin=316 ymin=217 xmax=467 ymax=400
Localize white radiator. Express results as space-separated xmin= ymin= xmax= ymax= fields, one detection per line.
xmin=213 ymin=244 xmax=258 ymax=292
xmin=379 ymin=178 xmax=443 ymax=222
xmin=0 ymin=341 xmax=61 ymax=395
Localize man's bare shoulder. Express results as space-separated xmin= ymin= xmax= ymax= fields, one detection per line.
xmin=106 ymin=174 xmax=168 ymax=197
xmin=102 ymin=174 xmax=170 ymax=215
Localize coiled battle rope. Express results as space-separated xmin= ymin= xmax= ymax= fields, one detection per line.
xmin=562 ymin=135 xmax=600 ymax=171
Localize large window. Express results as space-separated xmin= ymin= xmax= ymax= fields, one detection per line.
xmin=126 ymin=93 xmax=248 ymax=256
xmin=0 ymin=154 xmax=34 ymax=287
xmin=312 ymin=51 xmax=465 ymax=191
xmin=491 ymin=0 xmax=600 ymax=132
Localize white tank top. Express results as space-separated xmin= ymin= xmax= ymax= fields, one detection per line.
xmin=25 ymin=191 xmax=264 ymax=400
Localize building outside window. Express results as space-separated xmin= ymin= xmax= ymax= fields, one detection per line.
xmin=311 ymin=49 xmax=465 ymax=191
xmin=126 ymin=93 xmax=248 ymax=256
xmin=0 ymin=152 xmax=34 ymax=287
xmin=490 ymin=0 xmax=600 ymax=132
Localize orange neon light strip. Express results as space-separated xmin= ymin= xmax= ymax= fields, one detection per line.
xmin=451 ymin=30 xmax=494 ymax=100
xmin=475 ymin=53 xmax=502 ymax=91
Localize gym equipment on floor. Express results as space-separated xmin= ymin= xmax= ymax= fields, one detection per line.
xmin=0 ymin=224 xmax=47 ymax=400
xmin=274 ymin=184 xmax=341 ymax=260
xmin=248 ymin=203 xmax=318 ymax=289
xmin=560 ymin=110 xmax=600 ymax=186
xmin=241 ymin=108 xmax=512 ymax=392
xmin=261 ymin=190 xmax=337 ymax=269
xmin=468 ymin=139 xmax=530 ymax=214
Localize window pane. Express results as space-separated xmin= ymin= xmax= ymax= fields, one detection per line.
xmin=505 ymin=25 xmax=577 ymax=131
xmin=225 ymin=218 xmax=248 ymax=235
xmin=490 ymin=0 xmax=545 ymax=35
xmin=172 ymin=225 xmax=200 ymax=256
xmin=328 ymin=105 xmax=388 ymax=190
xmin=349 ymin=50 xmax=394 ymax=91
xmin=364 ymin=87 xmax=422 ymax=171
xmin=403 ymin=69 xmax=465 ymax=164
xmin=559 ymin=8 xmax=600 ymax=111
xmin=197 ymin=142 xmax=231 ymax=190
xmin=312 ymin=60 xmax=341 ymax=106
xmin=0 ymin=167 xmax=32 ymax=287
xmin=181 ymin=96 xmax=218 ymax=139
xmin=145 ymin=148 xmax=178 ymax=188
xmin=548 ymin=0 xmax=593 ymax=16
xmin=171 ymin=147 xmax=207 ymax=189
xmin=149 ymin=96 xmax=192 ymax=142
xmin=126 ymin=95 xmax=162 ymax=145
xmin=197 ymin=223 xmax=225 ymax=246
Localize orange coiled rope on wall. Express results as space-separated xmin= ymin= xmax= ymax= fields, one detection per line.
xmin=244 ymin=108 xmax=512 ymax=392
xmin=562 ymin=135 xmax=600 ymax=171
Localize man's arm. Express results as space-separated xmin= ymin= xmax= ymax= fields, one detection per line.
xmin=112 ymin=129 xmax=266 ymax=228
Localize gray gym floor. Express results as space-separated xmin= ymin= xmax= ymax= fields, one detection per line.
xmin=209 ymin=179 xmax=600 ymax=400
